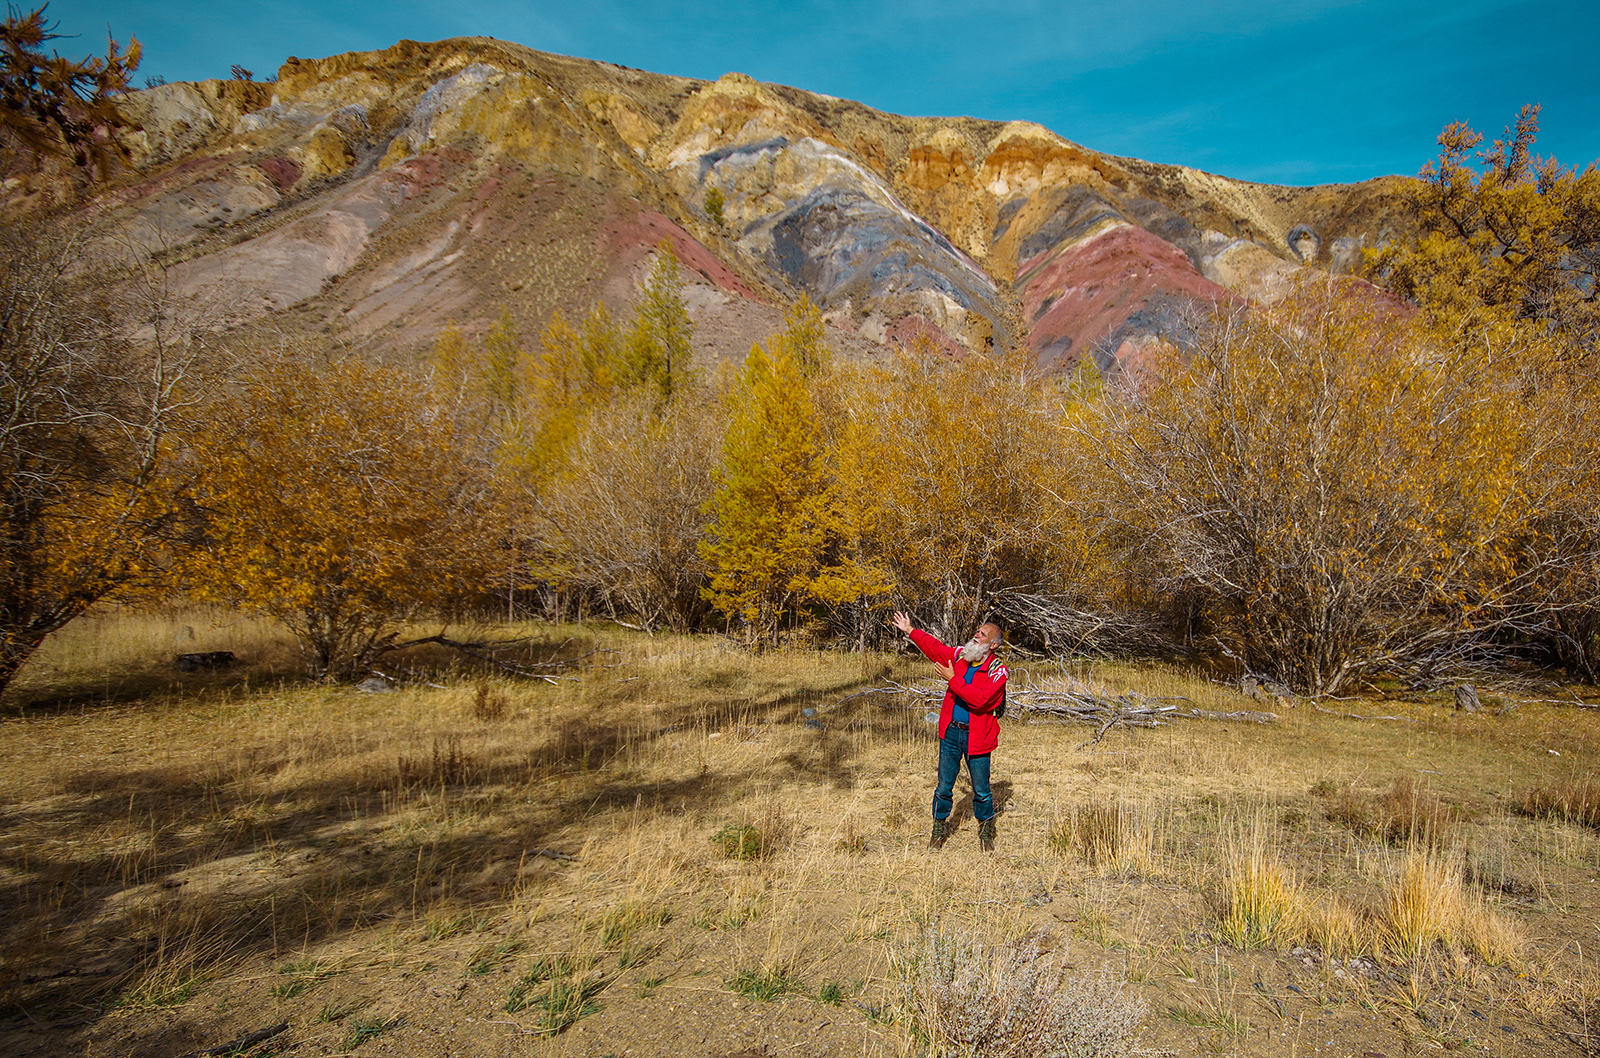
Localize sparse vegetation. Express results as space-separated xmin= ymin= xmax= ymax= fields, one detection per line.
xmin=341 ymin=1015 xmax=400 ymax=1049
xmin=0 ymin=610 xmax=1591 ymax=1057
xmin=703 ymin=185 xmax=726 ymax=227
xmin=725 ymin=964 xmax=804 ymax=1001
xmin=270 ymin=956 xmax=342 ymax=997
xmin=1521 ymin=777 xmax=1600 ymax=828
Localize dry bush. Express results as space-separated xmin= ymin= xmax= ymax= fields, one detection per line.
xmin=1315 ymin=777 xmax=1457 ymax=847
xmin=902 ymin=926 xmax=1145 ymax=1058
xmin=533 ymin=393 xmax=720 ymax=631
xmin=472 ymin=680 xmax=509 ymax=722
xmin=1090 ymin=285 xmax=1542 ymax=694
xmin=1520 ymin=777 xmax=1600 ymax=828
xmin=395 ymin=736 xmax=479 ymax=788
xmin=1377 ymin=777 xmax=1459 ymax=847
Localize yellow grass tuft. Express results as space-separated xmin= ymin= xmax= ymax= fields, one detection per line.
xmin=1378 ymin=847 xmax=1523 ymax=965
xmin=1302 ymin=894 xmax=1365 ymax=959
xmin=1218 ymin=842 xmax=1302 ymax=951
xmin=1381 ymin=848 xmax=1458 ymax=960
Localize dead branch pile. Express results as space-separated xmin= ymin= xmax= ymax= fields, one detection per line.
xmin=839 ymin=673 xmax=1276 ymax=746
xmin=987 ymin=591 xmax=1173 ymax=656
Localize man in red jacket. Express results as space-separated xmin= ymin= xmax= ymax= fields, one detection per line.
xmin=890 ymin=610 xmax=1008 ymax=851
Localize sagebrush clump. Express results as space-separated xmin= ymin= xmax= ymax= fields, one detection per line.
xmin=903 ymin=926 xmax=1145 ymax=1058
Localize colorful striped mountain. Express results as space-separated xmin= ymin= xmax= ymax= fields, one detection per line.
xmin=40 ymin=36 xmax=1415 ymax=371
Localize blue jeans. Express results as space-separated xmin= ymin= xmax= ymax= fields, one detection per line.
xmin=933 ymin=723 xmax=993 ymax=823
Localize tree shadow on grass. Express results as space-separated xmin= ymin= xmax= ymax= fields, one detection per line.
xmin=1 ymin=632 xmax=612 ymax=720
xmin=0 ymin=661 xmax=914 ymax=1047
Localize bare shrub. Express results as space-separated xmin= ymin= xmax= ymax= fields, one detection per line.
xmin=1318 ymin=781 xmax=1378 ymax=836
xmin=902 ymin=926 xmax=1145 ymax=1058
xmin=534 ymin=393 xmax=719 ymax=631
xmin=472 ymin=680 xmax=508 ymax=722
xmin=396 ymin=736 xmax=477 ymax=787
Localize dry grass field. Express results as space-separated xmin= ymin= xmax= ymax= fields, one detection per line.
xmin=3 ymin=609 xmax=1600 ymax=1057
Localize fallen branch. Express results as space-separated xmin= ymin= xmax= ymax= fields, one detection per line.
xmin=1179 ymin=708 xmax=1280 ymax=724
xmin=524 ymin=848 xmax=577 ymax=863
xmin=388 ymin=634 xmax=617 ymax=680
xmin=838 ymin=674 xmax=1272 ymax=740
xmin=1311 ymin=703 xmax=1418 ymax=722
xmin=176 ymin=1022 xmax=288 ymax=1058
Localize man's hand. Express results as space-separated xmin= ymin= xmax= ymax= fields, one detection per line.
xmin=934 ymin=660 xmax=954 ymax=681
xmin=890 ymin=611 xmax=914 ymax=635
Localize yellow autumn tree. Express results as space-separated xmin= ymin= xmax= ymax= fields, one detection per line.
xmin=1367 ymin=104 xmax=1600 ymax=350
xmin=429 ymin=309 xmax=523 ymax=423
xmin=852 ymin=339 xmax=1061 ymax=639
xmin=0 ymin=228 xmax=214 ymax=693
xmin=1366 ymin=110 xmax=1600 ymax=680
xmin=700 ymin=340 xmax=828 ymax=646
xmin=509 ymin=304 xmax=626 ymax=479
xmin=187 ymin=351 xmax=496 ymax=680
xmin=1091 ymin=282 xmax=1541 ymax=694
xmin=621 ymin=240 xmax=694 ymax=401
xmin=769 ymin=295 xmax=830 ymax=378
xmin=808 ymin=402 xmax=895 ymax=648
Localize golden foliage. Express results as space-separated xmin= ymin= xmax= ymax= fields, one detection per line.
xmin=186 ymin=351 xmax=497 ymax=680
xmin=1091 ymin=282 xmax=1543 ymax=693
xmin=1368 ymin=105 xmax=1600 ymax=349
xmin=699 ymin=339 xmax=829 ymax=645
xmin=0 ymin=228 xmax=212 ymax=691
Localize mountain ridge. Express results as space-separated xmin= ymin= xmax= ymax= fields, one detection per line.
xmin=52 ymin=34 xmax=1416 ymax=368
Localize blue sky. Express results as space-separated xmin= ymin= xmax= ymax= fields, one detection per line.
xmin=44 ymin=0 xmax=1600 ymax=185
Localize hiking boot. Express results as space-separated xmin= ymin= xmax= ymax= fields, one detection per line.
xmin=929 ymin=818 xmax=949 ymax=850
xmin=978 ymin=817 xmax=996 ymax=852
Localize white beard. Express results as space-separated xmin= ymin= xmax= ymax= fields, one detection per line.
xmin=957 ymin=640 xmax=991 ymax=664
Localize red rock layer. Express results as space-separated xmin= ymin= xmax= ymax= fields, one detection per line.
xmin=1020 ymin=225 xmax=1231 ymax=369
xmin=603 ymin=210 xmax=760 ymax=301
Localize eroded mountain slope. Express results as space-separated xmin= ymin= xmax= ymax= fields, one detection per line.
xmin=62 ymin=35 xmax=1413 ymax=368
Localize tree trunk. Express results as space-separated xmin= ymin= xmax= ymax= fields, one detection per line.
xmin=0 ymin=628 xmax=49 ymax=697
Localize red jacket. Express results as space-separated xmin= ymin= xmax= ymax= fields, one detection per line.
xmin=909 ymin=628 xmax=1008 ymax=754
